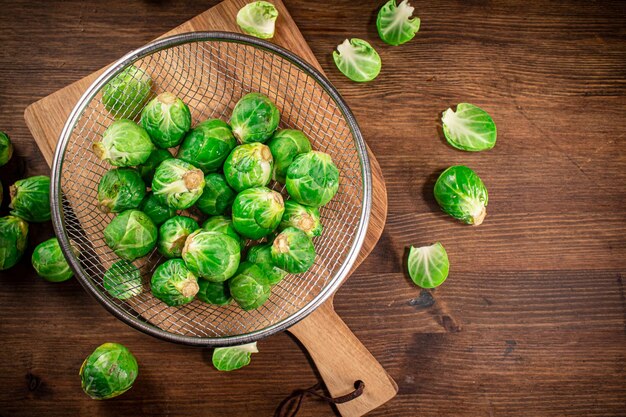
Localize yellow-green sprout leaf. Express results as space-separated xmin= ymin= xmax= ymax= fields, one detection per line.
xmin=407 ymin=242 xmax=449 ymax=288
xmin=212 ymin=342 xmax=258 ymax=371
xmin=236 ymin=1 xmax=278 ymax=39
xmin=377 ymin=0 xmax=420 ymax=46
xmin=333 ymin=39 xmax=382 ymax=83
xmin=442 ymin=103 xmax=497 ymax=151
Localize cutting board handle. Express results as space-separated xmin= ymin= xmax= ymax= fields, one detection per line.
xmin=287 ymin=301 xmax=398 ymax=417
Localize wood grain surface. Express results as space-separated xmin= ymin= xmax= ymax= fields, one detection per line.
xmin=1 ymin=0 xmax=625 ymax=416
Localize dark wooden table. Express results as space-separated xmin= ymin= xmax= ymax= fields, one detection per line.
xmin=1 ymin=1 xmax=625 ymax=416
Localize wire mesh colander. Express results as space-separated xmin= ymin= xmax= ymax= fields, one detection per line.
xmin=51 ymin=32 xmax=371 ymax=347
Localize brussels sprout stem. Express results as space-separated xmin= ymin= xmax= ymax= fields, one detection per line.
xmin=274 ymin=234 xmax=289 ymax=253
xmin=297 ymin=214 xmax=315 ymax=233
xmin=8 ymin=184 xmax=16 ymax=207
xmin=157 ymin=92 xmax=177 ymax=105
xmin=472 ymin=205 xmax=487 ymax=226
xmin=178 ymin=278 xmax=200 ymax=298
xmin=183 ymin=169 xmax=203 ymax=190
xmin=92 ymin=142 xmax=107 ymax=161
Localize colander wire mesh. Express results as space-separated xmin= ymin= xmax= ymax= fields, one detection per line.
xmin=51 ymin=32 xmax=371 ymax=347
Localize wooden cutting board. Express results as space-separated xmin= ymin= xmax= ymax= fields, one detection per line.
xmin=23 ymin=0 xmax=395 ymax=415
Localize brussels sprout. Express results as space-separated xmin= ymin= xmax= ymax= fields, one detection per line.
xmin=441 ymin=103 xmax=497 ymax=152
xmin=433 ymin=165 xmax=488 ymax=225
xmin=139 ymin=192 xmax=176 ymax=226
xmin=97 ymin=168 xmax=146 ymax=213
xmin=101 ymin=65 xmax=152 ymax=119
xmin=151 ymin=259 xmax=199 ymax=306
xmin=230 ymin=93 xmax=280 ymax=144
xmin=104 ymin=210 xmax=158 ymax=261
xmin=0 ymin=216 xmax=28 ymax=270
xmin=79 ymin=342 xmax=138 ymax=400
xmin=177 ymin=119 xmax=236 ymax=173
xmin=376 ymin=0 xmax=421 ymax=46
xmin=278 ymin=200 xmax=322 ymax=238
xmin=152 ymin=159 xmax=205 ymax=210
xmin=140 ymin=92 xmax=192 ymax=148
xmin=137 ymin=148 xmax=173 ymax=184
xmin=271 ymin=227 xmax=315 ymax=274
xmin=231 ymin=187 xmax=284 ymax=239
xmin=0 ymin=130 xmax=13 ymax=167
xmin=247 ymin=243 xmax=286 ymax=285
xmin=236 ymin=1 xmax=278 ymax=39
xmin=202 ymin=215 xmax=243 ymax=250
xmin=333 ymin=38 xmax=382 ymax=82
xmin=223 ymin=143 xmax=273 ymax=192
xmin=212 ymin=342 xmax=258 ymax=371
xmin=407 ymin=242 xmax=449 ymax=288
xmin=102 ymin=260 xmax=143 ymax=300
xmin=157 ymin=216 xmax=199 ymax=258
xmin=266 ymin=129 xmax=312 ymax=183
xmin=229 ymin=262 xmax=271 ymax=310
xmin=92 ymin=119 xmax=154 ymax=167
xmin=31 ymin=238 xmax=76 ymax=282
xmin=195 ymin=173 xmax=236 ymax=216
xmin=285 ymin=151 xmax=339 ymax=207
xmin=0 ymin=179 xmax=3 ymax=206
xmin=197 ymin=279 xmax=232 ymax=305
xmin=9 ymin=175 xmax=51 ymax=222
xmin=182 ymin=230 xmax=240 ymax=282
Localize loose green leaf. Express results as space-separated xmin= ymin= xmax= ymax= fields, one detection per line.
xmin=333 ymin=38 xmax=381 ymax=82
xmin=407 ymin=242 xmax=449 ymax=288
xmin=441 ymin=103 xmax=497 ymax=151
xmin=236 ymin=1 xmax=278 ymax=39
xmin=377 ymin=0 xmax=420 ymax=46
xmin=433 ymin=165 xmax=488 ymax=225
xmin=212 ymin=342 xmax=258 ymax=371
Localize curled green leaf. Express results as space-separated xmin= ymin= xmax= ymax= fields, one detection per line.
xmin=407 ymin=242 xmax=449 ymax=288
xmin=377 ymin=0 xmax=420 ymax=46
xmin=333 ymin=38 xmax=382 ymax=82
xmin=236 ymin=1 xmax=278 ymax=39
xmin=212 ymin=342 xmax=258 ymax=371
xmin=441 ymin=103 xmax=497 ymax=152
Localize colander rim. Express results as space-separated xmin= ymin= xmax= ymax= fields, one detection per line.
xmin=51 ymin=31 xmax=372 ymax=347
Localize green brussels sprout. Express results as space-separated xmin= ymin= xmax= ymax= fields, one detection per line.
xmin=271 ymin=227 xmax=316 ymax=274
xmin=79 ymin=342 xmax=138 ymax=400
xmin=236 ymin=0 xmax=278 ymax=39
xmin=434 ymin=165 xmax=488 ymax=225
xmin=195 ymin=173 xmax=236 ymax=216
xmin=137 ymin=148 xmax=173 ymax=184
xmin=140 ymin=92 xmax=192 ymax=148
xmin=9 ymin=175 xmax=51 ymax=222
xmin=212 ymin=342 xmax=258 ymax=371
xmin=231 ymin=187 xmax=284 ymax=239
xmin=150 ymin=259 xmax=199 ymax=306
xmin=247 ymin=243 xmax=286 ymax=285
xmin=441 ymin=103 xmax=497 ymax=152
xmin=92 ymin=119 xmax=154 ymax=167
xmin=229 ymin=262 xmax=271 ymax=310
xmin=285 ymin=151 xmax=339 ymax=207
xmin=182 ymin=230 xmax=240 ymax=282
xmin=278 ymin=200 xmax=322 ymax=238
xmin=152 ymin=159 xmax=205 ymax=210
xmin=0 ymin=179 xmax=3 ymax=206
xmin=0 ymin=216 xmax=28 ymax=270
xmin=31 ymin=238 xmax=77 ymax=282
xmin=197 ymin=279 xmax=232 ymax=305
xmin=102 ymin=260 xmax=143 ymax=300
xmin=139 ymin=192 xmax=176 ymax=226
xmin=0 ymin=130 xmax=14 ymax=167
xmin=101 ymin=65 xmax=152 ymax=119
xmin=202 ymin=215 xmax=244 ymax=250
xmin=223 ymin=143 xmax=273 ymax=192
xmin=230 ymin=93 xmax=280 ymax=144
xmin=97 ymin=168 xmax=146 ymax=213
xmin=407 ymin=242 xmax=449 ymax=288
xmin=333 ymin=38 xmax=382 ymax=83
xmin=157 ymin=216 xmax=199 ymax=258
xmin=104 ymin=210 xmax=158 ymax=261
xmin=267 ymin=129 xmax=312 ymax=183
xmin=377 ymin=0 xmax=421 ymax=46
xmin=177 ymin=119 xmax=236 ymax=173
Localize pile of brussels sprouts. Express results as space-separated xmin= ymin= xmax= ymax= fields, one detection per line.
xmin=0 ymin=131 xmax=76 ymax=282
xmin=94 ymin=67 xmax=339 ymax=312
